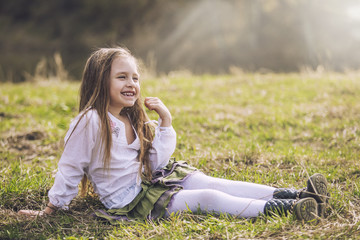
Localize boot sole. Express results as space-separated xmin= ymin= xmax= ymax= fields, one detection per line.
xmin=294 ymin=198 xmax=318 ymax=222
xmin=307 ymin=173 xmax=328 ymax=203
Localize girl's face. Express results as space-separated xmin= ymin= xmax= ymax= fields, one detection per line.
xmin=108 ymin=56 xmax=140 ymax=114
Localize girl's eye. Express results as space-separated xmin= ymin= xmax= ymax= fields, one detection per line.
xmin=133 ymin=77 xmax=139 ymax=81
xmin=117 ymin=75 xmax=126 ymax=79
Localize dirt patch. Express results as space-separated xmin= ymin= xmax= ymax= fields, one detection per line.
xmin=1 ymin=131 xmax=61 ymax=162
xmin=0 ymin=112 xmax=19 ymax=119
xmin=24 ymin=131 xmax=46 ymax=141
xmin=6 ymin=131 xmax=47 ymax=150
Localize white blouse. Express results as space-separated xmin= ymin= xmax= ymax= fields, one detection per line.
xmin=48 ymin=109 xmax=176 ymax=209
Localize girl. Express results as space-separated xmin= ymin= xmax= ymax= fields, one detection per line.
xmin=19 ymin=47 xmax=328 ymax=223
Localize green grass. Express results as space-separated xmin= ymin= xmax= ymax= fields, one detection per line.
xmin=1 ymin=72 xmax=360 ymax=239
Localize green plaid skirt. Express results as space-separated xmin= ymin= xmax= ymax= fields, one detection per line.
xmin=94 ymin=160 xmax=197 ymax=224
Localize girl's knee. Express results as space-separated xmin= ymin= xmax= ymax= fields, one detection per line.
xmin=182 ymin=172 xmax=220 ymax=190
xmin=168 ymin=189 xmax=224 ymax=214
xmin=197 ymin=189 xmax=224 ymax=202
xmin=176 ymin=189 xmax=225 ymax=204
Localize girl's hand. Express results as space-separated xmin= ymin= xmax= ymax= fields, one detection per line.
xmin=18 ymin=203 xmax=57 ymax=216
xmin=144 ymin=97 xmax=172 ymax=127
xmin=18 ymin=210 xmax=45 ymax=217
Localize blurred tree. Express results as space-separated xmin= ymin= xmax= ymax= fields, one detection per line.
xmin=0 ymin=0 xmax=359 ymax=82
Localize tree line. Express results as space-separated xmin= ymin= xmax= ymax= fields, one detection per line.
xmin=1 ymin=0 xmax=359 ymax=82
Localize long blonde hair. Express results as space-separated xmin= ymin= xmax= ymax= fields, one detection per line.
xmin=67 ymin=47 xmax=154 ymax=196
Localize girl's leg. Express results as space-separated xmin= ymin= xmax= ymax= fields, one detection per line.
xmin=181 ymin=172 xmax=275 ymax=200
xmin=165 ymin=189 xmax=267 ymax=218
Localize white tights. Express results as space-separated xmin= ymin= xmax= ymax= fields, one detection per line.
xmin=165 ymin=172 xmax=276 ymax=218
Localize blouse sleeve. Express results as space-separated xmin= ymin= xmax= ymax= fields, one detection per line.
xmin=149 ymin=118 xmax=177 ymax=171
xmin=48 ymin=110 xmax=99 ymax=209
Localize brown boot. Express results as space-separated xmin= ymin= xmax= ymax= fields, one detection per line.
xmin=273 ymin=173 xmax=329 ymax=217
xmin=264 ymin=198 xmax=318 ymax=223
xmin=299 ymin=173 xmax=329 ymax=217
xmin=293 ymin=197 xmax=318 ymax=222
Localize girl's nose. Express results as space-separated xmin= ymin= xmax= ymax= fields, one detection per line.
xmin=127 ymin=79 xmax=136 ymax=87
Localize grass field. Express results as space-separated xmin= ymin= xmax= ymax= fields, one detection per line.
xmin=1 ymin=72 xmax=360 ymax=239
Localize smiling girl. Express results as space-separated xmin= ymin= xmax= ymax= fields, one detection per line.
xmin=19 ymin=47 xmax=328 ymax=223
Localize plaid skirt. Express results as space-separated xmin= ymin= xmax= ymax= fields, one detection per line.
xmin=94 ymin=159 xmax=197 ymax=224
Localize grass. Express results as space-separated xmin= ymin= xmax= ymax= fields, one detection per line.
xmin=1 ymin=72 xmax=360 ymax=239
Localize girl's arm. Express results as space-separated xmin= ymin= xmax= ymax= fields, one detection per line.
xmin=19 ymin=110 xmax=99 ymax=216
xmin=145 ymin=97 xmax=176 ymax=170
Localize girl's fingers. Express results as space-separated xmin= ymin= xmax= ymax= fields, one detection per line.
xmin=18 ymin=210 xmax=45 ymax=217
xmin=144 ymin=97 xmax=172 ymax=126
xmin=144 ymin=97 xmax=163 ymax=110
xmin=145 ymin=97 xmax=160 ymax=104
